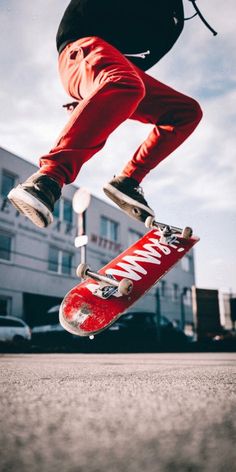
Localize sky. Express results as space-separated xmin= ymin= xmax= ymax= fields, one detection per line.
xmin=1 ymin=0 xmax=236 ymax=293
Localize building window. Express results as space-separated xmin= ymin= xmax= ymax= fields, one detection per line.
xmin=48 ymin=247 xmax=58 ymax=273
xmin=1 ymin=170 xmax=17 ymax=198
xmin=53 ymin=199 xmax=73 ymax=223
xmin=0 ymin=297 xmax=12 ymax=315
xmin=63 ymin=199 xmax=73 ymax=223
xmin=181 ymin=255 xmax=191 ymax=272
xmin=62 ymin=250 xmax=73 ymax=275
xmin=183 ymin=288 xmax=192 ymax=306
xmin=172 ymin=283 xmax=179 ymax=302
xmin=53 ymin=200 xmax=60 ymax=219
xmin=48 ymin=246 xmax=73 ymax=275
xmin=160 ymin=280 xmax=167 ymax=297
xmin=128 ymin=229 xmax=143 ymax=246
xmin=0 ymin=232 xmax=12 ymax=261
xmin=100 ymin=216 xmax=119 ymax=242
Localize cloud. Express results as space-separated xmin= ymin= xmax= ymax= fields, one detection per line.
xmin=1 ymin=0 xmax=236 ymax=215
xmin=1 ymin=0 xmax=236 ymax=292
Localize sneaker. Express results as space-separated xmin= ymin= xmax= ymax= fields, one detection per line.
xmin=103 ymin=176 xmax=154 ymax=223
xmin=8 ymin=172 xmax=61 ymax=228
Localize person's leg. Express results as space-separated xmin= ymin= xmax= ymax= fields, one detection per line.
xmin=103 ymin=67 xmax=202 ymax=221
xmin=121 ymin=66 xmax=203 ymax=182
xmin=8 ymin=37 xmax=145 ymax=227
xmin=39 ymin=37 xmax=145 ymax=186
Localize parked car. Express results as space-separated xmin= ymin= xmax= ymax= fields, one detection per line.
xmin=31 ymin=310 xmax=189 ymax=353
xmin=99 ymin=311 xmax=190 ymax=352
xmin=191 ymin=328 xmax=236 ymax=352
xmin=31 ymin=323 xmax=73 ymax=352
xmin=0 ymin=316 xmax=31 ymax=350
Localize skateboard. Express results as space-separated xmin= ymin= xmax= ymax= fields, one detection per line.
xmin=59 ymin=217 xmax=199 ymax=337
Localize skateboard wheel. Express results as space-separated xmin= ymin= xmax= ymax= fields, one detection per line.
xmin=76 ymin=263 xmax=90 ymax=279
xmin=145 ymin=216 xmax=155 ymax=229
xmin=118 ymin=278 xmax=133 ymax=296
xmin=181 ymin=226 xmax=193 ymax=239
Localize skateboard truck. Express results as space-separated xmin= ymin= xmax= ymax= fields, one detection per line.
xmin=76 ymin=263 xmax=133 ymax=297
xmin=145 ymin=216 xmax=193 ymax=243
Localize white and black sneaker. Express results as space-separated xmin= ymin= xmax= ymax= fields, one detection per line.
xmin=8 ymin=172 xmax=61 ymax=228
xmin=103 ymin=176 xmax=154 ymax=223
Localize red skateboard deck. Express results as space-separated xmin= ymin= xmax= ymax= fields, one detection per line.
xmin=59 ymin=228 xmax=199 ymax=336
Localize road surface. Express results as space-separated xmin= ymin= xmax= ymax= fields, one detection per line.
xmin=0 ymin=353 xmax=236 ymax=472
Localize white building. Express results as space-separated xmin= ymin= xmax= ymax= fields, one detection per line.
xmin=0 ymin=147 xmax=196 ymax=327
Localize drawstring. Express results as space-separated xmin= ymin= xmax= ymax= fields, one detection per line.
xmin=125 ymin=50 xmax=150 ymax=60
xmin=185 ymin=0 xmax=218 ymax=36
xmin=125 ymin=2 xmax=218 ymax=62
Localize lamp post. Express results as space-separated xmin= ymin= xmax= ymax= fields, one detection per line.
xmin=72 ymin=187 xmax=91 ymax=264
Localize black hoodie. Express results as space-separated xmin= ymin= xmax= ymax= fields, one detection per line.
xmin=56 ymin=0 xmax=184 ymax=71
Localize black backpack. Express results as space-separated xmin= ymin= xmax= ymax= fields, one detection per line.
xmin=57 ymin=1 xmax=217 ymax=72
xmin=124 ymin=1 xmax=217 ymax=70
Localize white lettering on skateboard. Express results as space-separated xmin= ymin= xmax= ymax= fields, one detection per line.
xmin=106 ymin=255 xmax=150 ymax=281
xmin=105 ymin=231 xmax=183 ymax=281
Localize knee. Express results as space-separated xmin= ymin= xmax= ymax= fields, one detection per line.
xmin=108 ymin=70 xmax=145 ymax=105
xmin=131 ymin=76 xmax=146 ymax=103
xmin=122 ymin=74 xmax=145 ymax=106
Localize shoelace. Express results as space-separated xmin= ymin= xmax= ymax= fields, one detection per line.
xmin=134 ymin=185 xmax=144 ymax=196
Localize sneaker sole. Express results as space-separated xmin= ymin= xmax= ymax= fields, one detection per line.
xmin=103 ymin=183 xmax=154 ymax=223
xmin=8 ymin=187 xmax=53 ymax=228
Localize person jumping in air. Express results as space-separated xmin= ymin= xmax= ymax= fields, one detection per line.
xmin=8 ymin=0 xmax=202 ymax=227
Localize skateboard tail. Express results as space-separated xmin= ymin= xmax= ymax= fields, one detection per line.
xmin=59 ymin=305 xmax=83 ymax=336
xmin=59 ymin=294 xmax=126 ymax=336
xmin=59 ymin=294 xmax=92 ymax=336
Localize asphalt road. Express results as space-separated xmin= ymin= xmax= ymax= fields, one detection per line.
xmin=0 ymin=353 xmax=236 ymax=472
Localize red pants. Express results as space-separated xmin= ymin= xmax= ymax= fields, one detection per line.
xmin=39 ymin=37 xmax=202 ymax=186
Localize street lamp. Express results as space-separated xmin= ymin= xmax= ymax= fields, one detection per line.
xmin=72 ymin=187 xmax=91 ymax=264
